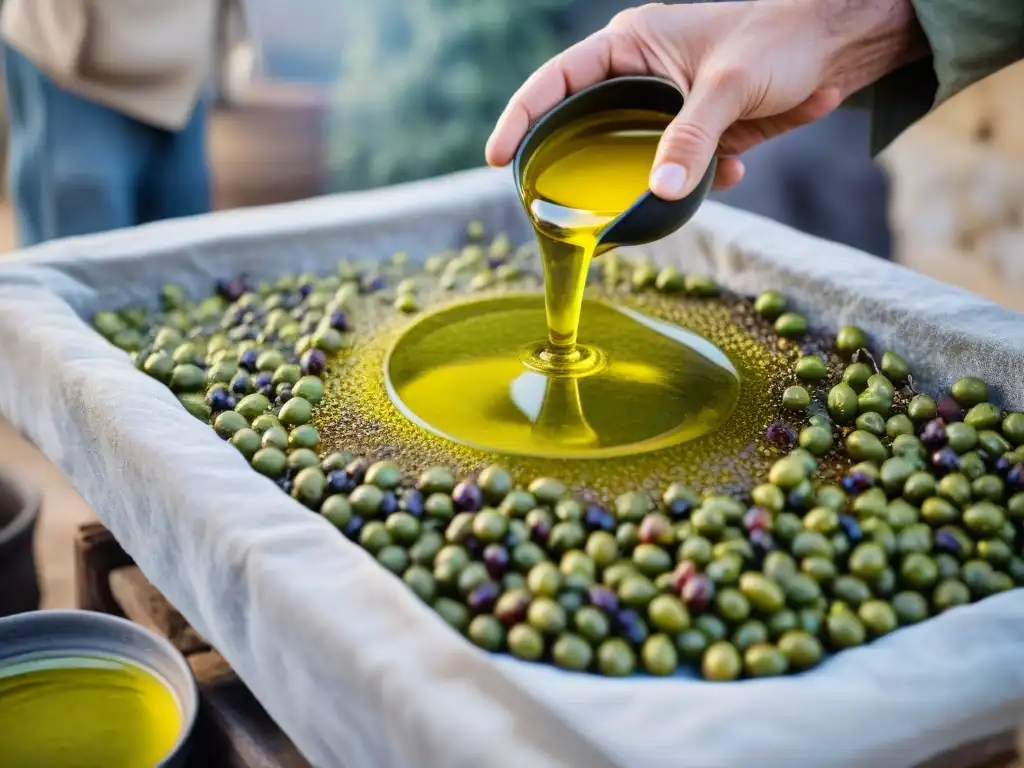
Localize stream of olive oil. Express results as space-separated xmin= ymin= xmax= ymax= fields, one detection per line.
xmin=385 ymin=109 xmax=740 ymax=458
xmin=0 ymin=653 xmax=182 ymax=768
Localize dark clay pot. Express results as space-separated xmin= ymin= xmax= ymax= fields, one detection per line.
xmin=0 ymin=469 xmax=41 ymax=617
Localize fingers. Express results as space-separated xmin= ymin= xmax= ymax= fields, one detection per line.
xmin=485 ymin=30 xmax=647 ymax=167
xmin=712 ymin=157 xmax=745 ymax=190
xmin=718 ymin=87 xmax=842 ymax=155
xmin=649 ymin=67 xmax=749 ymax=200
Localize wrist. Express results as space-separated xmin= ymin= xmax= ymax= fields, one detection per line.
xmin=810 ymin=0 xmax=930 ymax=97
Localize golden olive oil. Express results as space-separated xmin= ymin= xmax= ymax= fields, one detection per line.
xmin=523 ymin=108 xmax=669 ymax=362
xmin=381 ymin=108 xmax=746 ymax=460
xmin=0 ymin=653 xmax=182 ymax=768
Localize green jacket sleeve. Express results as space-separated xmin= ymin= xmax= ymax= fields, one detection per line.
xmin=866 ymin=0 xmax=1024 ymax=154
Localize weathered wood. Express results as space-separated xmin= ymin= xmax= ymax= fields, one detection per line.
xmin=109 ymin=566 xmax=211 ymax=656
xmin=74 ymin=521 xmax=133 ymax=614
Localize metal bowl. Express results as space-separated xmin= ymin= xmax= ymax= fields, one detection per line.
xmin=0 ymin=609 xmax=199 ymax=767
xmin=512 ymin=75 xmax=716 ymax=250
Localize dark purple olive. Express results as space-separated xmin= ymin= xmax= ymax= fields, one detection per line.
xmin=842 ymin=470 xmax=875 ymax=495
xmin=934 ymin=528 xmax=961 ymax=555
xmin=275 ymin=385 xmax=294 ymax=406
xmin=743 ymin=506 xmax=772 ymax=532
xmin=920 ymin=419 xmax=947 ymax=449
xmin=583 ymin=503 xmax=615 ymax=531
xmin=238 ymin=348 xmax=259 ymax=373
xmin=345 ymin=458 xmax=368 ymax=485
xmin=615 ymin=609 xmax=648 ymax=645
xmin=326 ymin=471 xmax=355 ymax=495
xmin=670 ymin=561 xmax=697 ymax=596
xmin=361 ymin=274 xmax=387 ymax=293
xmin=587 ymin=585 xmax=619 ymax=615
xmin=936 ymin=395 xmax=965 ymax=424
xmin=638 ymin=514 xmax=672 ymax=545
xmin=216 ymin=279 xmax=244 ymax=302
xmin=230 ymin=373 xmax=251 ymax=395
xmin=452 ymin=481 xmax=484 ymax=512
xmin=328 ymin=311 xmax=349 ymax=331
xmin=206 ymin=388 xmax=235 ymax=412
xmin=343 ymin=515 xmax=365 ymax=538
xmin=400 ymin=489 xmax=424 ymax=517
xmin=467 ymin=582 xmax=500 ymax=614
xmin=527 ymin=516 xmax=551 ymax=544
xmin=301 ymin=348 xmax=327 ymax=376
xmin=298 ymin=283 xmax=313 ymax=298
xmin=258 ymin=383 xmax=275 ymax=398
xmin=931 ymin=447 xmax=961 ymax=475
xmin=1008 ymin=464 xmax=1024 ymax=492
xmin=765 ymin=422 xmax=797 ymax=449
xmin=681 ymin=574 xmax=714 ymax=612
xmin=994 ymin=456 xmax=1011 ymax=474
xmin=463 ymin=535 xmax=483 ymax=557
xmin=254 ymin=372 xmax=273 ymax=389
xmin=838 ymin=514 xmax=862 ymax=544
xmin=277 ymin=478 xmax=293 ymax=494
xmin=483 ymin=544 xmax=510 ymax=578
xmin=749 ymin=528 xmax=775 ymax=554
xmin=665 ymin=497 xmax=694 ymax=520
xmin=495 ymin=591 xmax=531 ymax=626
xmin=379 ymin=491 xmax=398 ymax=516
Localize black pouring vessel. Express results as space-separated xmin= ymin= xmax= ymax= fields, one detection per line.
xmin=512 ymin=75 xmax=716 ymax=249
xmin=0 ymin=469 xmax=42 ymax=617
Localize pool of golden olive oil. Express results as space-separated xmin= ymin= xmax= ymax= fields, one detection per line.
xmin=386 ymin=108 xmax=740 ymax=459
xmin=0 ymin=653 xmax=182 ymax=768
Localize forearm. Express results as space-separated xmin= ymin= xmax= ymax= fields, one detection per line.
xmin=812 ymin=0 xmax=931 ymax=99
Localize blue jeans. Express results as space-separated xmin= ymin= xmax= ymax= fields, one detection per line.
xmin=4 ymin=46 xmax=212 ymax=247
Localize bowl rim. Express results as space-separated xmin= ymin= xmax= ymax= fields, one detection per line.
xmin=0 ymin=467 xmax=41 ymax=549
xmin=0 ymin=608 xmax=200 ymax=767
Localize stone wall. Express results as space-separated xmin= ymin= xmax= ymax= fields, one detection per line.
xmin=881 ymin=61 xmax=1024 ymax=312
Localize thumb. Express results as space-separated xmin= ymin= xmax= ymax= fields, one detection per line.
xmin=649 ymin=71 xmax=747 ymax=200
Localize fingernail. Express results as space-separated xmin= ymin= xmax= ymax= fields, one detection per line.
xmin=650 ymin=163 xmax=688 ymax=199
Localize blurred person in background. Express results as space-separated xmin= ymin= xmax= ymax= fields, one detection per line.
xmin=327 ymin=0 xmax=890 ymax=258
xmin=1 ymin=1 xmax=242 ymax=247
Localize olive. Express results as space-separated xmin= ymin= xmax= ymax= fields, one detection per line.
xmin=856 ymin=411 xmax=886 ymax=436
xmin=886 ymin=414 xmax=915 ymax=439
xmin=1002 ymin=412 xmax=1024 ymax=446
xmin=641 ymin=634 xmax=679 ymax=675
xmin=842 ymin=363 xmax=873 ymax=392
xmin=754 ymin=290 xmax=787 ymax=319
xmin=933 ymin=579 xmax=971 ymax=612
xmin=892 ymin=591 xmax=930 ymax=624
xmin=907 ymin=394 xmax=937 ymax=422
xmin=782 ymin=386 xmax=811 ymax=411
xmin=676 ymin=629 xmax=709 ymax=662
xmin=827 ymin=604 xmax=866 ymax=649
xmin=846 ymin=431 xmax=888 ymax=464
xmin=774 ymin=312 xmax=808 ymax=337
xmin=777 ymin=630 xmax=823 ymax=670
xmin=597 ymin=638 xmax=636 ymax=676
xmin=655 ymin=266 xmax=686 ymax=293
xmin=835 ymin=325 xmax=867 ymax=358
xmin=508 ymin=624 xmax=545 ymax=661
xmin=799 ymin=425 xmax=834 ymax=456
xmin=951 ymin=377 xmax=989 ymax=407
xmin=827 ymin=383 xmax=859 ymax=424
xmin=880 ymin=351 xmax=911 ymax=382
xmin=744 ymin=643 xmax=789 ymax=677
xmin=795 ymin=356 xmax=827 ymax=382
xmin=858 ymin=599 xmax=898 ymax=636
xmin=701 ymin=641 xmax=742 ymax=681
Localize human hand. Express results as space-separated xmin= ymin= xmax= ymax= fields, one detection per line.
xmin=486 ymin=0 xmax=925 ymax=200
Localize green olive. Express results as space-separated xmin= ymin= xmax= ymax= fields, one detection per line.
xmin=845 ymin=430 xmax=888 ymax=464
xmin=701 ymin=641 xmax=742 ymax=681
xmin=782 ymin=385 xmax=811 ymax=411
xmin=842 ymin=363 xmax=873 ymax=392
xmin=880 ymin=351 xmax=911 ymax=382
xmin=835 ymin=325 xmax=867 ymax=358
xmin=907 ymin=394 xmax=937 ymax=421
xmin=774 ymin=312 xmax=808 ymax=337
xmin=795 ymin=355 xmax=827 ymax=382
xmin=827 ymin=383 xmax=859 ymax=424
xmin=754 ymin=290 xmax=787 ymax=319
xmin=951 ymin=376 xmax=989 ymax=407
xmin=777 ymin=630 xmax=823 ymax=670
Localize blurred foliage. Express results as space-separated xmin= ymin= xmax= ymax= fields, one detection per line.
xmin=327 ymin=0 xmax=576 ymax=192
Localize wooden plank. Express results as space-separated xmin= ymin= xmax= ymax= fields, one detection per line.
xmin=74 ymin=521 xmax=133 ymax=614
xmin=109 ymin=566 xmax=211 ymax=656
